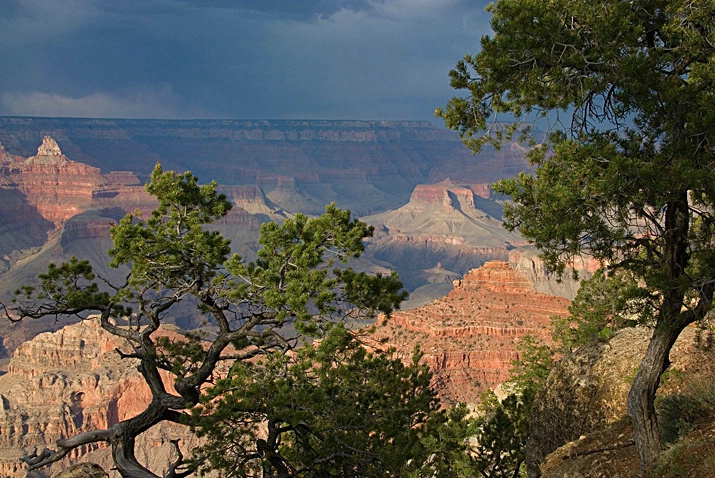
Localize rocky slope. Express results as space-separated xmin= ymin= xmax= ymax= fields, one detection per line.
xmin=371 ymin=261 xmax=570 ymax=404
xmin=0 ymin=319 xmax=198 ymax=478
xmin=531 ymin=326 xmax=715 ymax=478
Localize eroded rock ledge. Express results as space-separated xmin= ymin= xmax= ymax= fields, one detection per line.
xmin=371 ymin=261 xmax=570 ymax=404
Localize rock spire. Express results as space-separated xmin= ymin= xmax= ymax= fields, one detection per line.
xmin=36 ymin=136 xmax=62 ymax=156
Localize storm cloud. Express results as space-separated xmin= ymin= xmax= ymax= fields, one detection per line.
xmin=0 ymin=0 xmax=491 ymax=120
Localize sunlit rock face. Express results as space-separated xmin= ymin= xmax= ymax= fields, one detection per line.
xmin=363 ymin=180 xmax=526 ymax=294
xmin=0 ymin=319 xmax=198 ymax=478
xmin=370 ymin=261 xmax=570 ymax=405
xmin=9 ymin=137 xmax=107 ymax=225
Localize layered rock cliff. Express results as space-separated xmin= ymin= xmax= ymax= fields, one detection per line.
xmin=371 ymin=261 xmax=570 ymax=404
xmin=0 ymin=319 xmax=198 ymax=478
xmin=0 ymin=118 xmax=533 ymax=216
xmin=508 ymin=248 xmax=600 ymax=301
xmin=0 ymin=137 xmax=155 ymax=256
xmin=0 ymin=142 xmax=55 ymax=273
xmin=5 ymin=137 xmax=108 ymax=226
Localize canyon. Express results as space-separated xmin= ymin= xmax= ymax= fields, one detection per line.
xmin=0 ymin=122 xmax=537 ymax=356
xmin=0 ymin=118 xmax=583 ymax=475
xmin=0 ymin=117 xmax=532 ymax=217
xmin=0 ymin=259 xmax=573 ymax=476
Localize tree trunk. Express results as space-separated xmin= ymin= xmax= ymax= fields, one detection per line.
xmin=111 ymin=399 xmax=173 ymax=478
xmin=113 ymin=436 xmax=159 ymax=478
xmin=627 ymin=321 xmax=684 ymax=476
xmin=627 ymin=193 xmax=691 ymax=475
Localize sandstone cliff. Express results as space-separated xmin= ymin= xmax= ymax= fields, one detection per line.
xmin=0 ymin=142 xmax=55 ymax=273
xmin=7 ymin=137 xmax=108 ymax=226
xmin=0 ymin=319 xmax=198 ymax=478
xmin=0 ymin=137 xmax=156 ymax=275
xmin=508 ymin=248 xmax=600 ymax=301
xmin=371 ymin=261 xmax=570 ymax=404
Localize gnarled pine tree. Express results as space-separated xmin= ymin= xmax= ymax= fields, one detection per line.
xmin=438 ymin=0 xmax=715 ymax=474
xmin=5 ymin=164 xmax=406 ymax=478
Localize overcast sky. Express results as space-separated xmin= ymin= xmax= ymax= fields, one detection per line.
xmin=0 ymin=0 xmax=492 ymax=122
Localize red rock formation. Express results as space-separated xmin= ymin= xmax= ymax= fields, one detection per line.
xmin=5 ymin=137 xmax=108 ymax=225
xmin=0 ymin=137 xmax=159 ymax=230
xmin=371 ymin=261 xmax=570 ymax=404
xmin=0 ymin=319 xmax=198 ymax=478
xmin=468 ymin=183 xmax=492 ymax=199
xmin=0 ymin=143 xmax=55 ymax=273
xmin=367 ymin=179 xmax=524 ymax=249
xmin=508 ymin=248 xmax=601 ymax=300
xmin=0 ymin=142 xmax=22 ymax=164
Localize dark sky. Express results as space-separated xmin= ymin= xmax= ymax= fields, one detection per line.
xmin=0 ymin=0 xmax=492 ymax=121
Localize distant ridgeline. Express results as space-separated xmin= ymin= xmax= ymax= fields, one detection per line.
xmin=0 ymin=117 xmax=531 ymax=216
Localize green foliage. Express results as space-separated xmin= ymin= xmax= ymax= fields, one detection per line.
xmin=440 ymin=0 xmax=715 ymax=468
xmin=107 ymin=164 xmax=233 ymax=302
xmin=426 ymin=337 xmax=548 ymax=478
xmin=440 ymin=0 xmax=715 ymax=295
xmin=154 ymin=332 xmax=207 ymax=378
xmin=653 ymin=365 xmax=715 ymax=477
xmin=657 ymin=367 xmax=715 ymax=444
xmin=190 ymin=324 xmax=444 ymax=478
xmin=10 ymin=163 xmax=411 ymax=477
xmin=225 ymin=203 xmax=407 ymax=335
xmin=13 ymin=257 xmax=127 ymax=318
xmin=460 ymin=336 xmax=552 ymax=478
xmin=657 ymin=395 xmax=703 ymax=444
xmin=551 ymin=269 xmax=646 ymax=353
xmin=422 ymin=388 xmax=534 ymax=478
xmin=410 ymin=404 xmax=479 ymax=478
xmin=469 ymin=388 xmax=534 ymax=478
xmin=508 ymin=335 xmax=554 ymax=392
